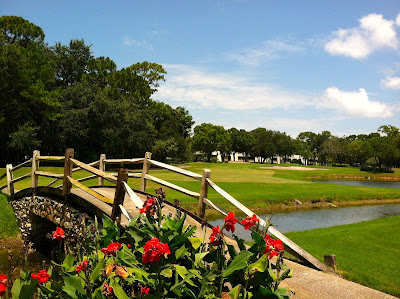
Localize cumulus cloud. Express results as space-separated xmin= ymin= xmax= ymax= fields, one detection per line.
xmin=321 ymin=87 xmax=393 ymax=118
xmin=396 ymin=12 xmax=400 ymax=26
xmin=381 ymin=76 xmax=400 ymax=89
xmin=325 ymin=13 xmax=398 ymax=59
xmin=228 ymin=39 xmax=304 ymax=66
xmin=157 ymin=64 xmax=314 ymax=110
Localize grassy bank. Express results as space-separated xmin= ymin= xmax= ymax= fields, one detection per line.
xmin=2 ymin=163 xmax=400 ymax=217
xmin=0 ymin=193 xmax=20 ymax=238
xmin=285 ymin=216 xmax=400 ymax=297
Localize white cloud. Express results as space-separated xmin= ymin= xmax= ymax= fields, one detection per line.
xmin=157 ymin=64 xmax=314 ymax=110
xmin=396 ymin=12 xmax=400 ymax=26
xmin=325 ymin=13 xmax=398 ymax=59
xmin=228 ymin=39 xmax=304 ymax=66
xmin=122 ymin=36 xmax=153 ymax=51
xmin=381 ymin=76 xmax=400 ymax=90
xmin=321 ymin=87 xmax=393 ymax=118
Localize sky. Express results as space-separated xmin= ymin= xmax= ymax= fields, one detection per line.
xmin=1 ymin=0 xmax=400 ymax=137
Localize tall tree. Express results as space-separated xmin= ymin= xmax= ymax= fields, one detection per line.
xmin=193 ymin=123 xmax=230 ymax=162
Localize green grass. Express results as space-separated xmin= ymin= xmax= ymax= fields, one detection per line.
xmin=2 ymin=162 xmax=400 ymax=217
xmin=285 ymin=216 xmax=400 ymax=297
xmin=0 ymin=193 xmax=20 ymax=238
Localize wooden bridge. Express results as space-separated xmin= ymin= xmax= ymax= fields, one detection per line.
xmin=1 ymin=148 xmax=328 ymax=271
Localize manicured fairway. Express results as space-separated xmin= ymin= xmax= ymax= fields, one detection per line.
xmin=285 ymin=216 xmax=400 ymax=297
xmin=0 ymin=193 xmax=19 ymax=238
xmin=2 ymin=163 xmax=400 ymax=217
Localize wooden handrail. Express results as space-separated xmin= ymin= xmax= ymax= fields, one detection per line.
xmin=37 ymin=156 xmax=65 ymax=161
xmin=203 ymin=197 xmax=228 ymax=216
xmin=122 ymin=181 xmax=144 ymax=209
xmin=119 ymin=204 xmax=132 ymax=222
xmin=144 ymin=174 xmax=200 ymax=199
xmin=148 ymin=159 xmax=203 ymax=180
xmin=11 ymin=159 xmax=32 ymax=172
xmin=104 ymin=158 xmax=144 ymax=164
xmin=70 ymin=158 xmax=117 ymax=184
xmin=72 ymin=160 xmax=100 ymax=173
xmin=0 ymin=173 xmax=6 ymax=181
xmin=68 ymin=176 xmax=113 ymax=204
xmin=11 ymin=172 xmax=32 ymax=184
xmin=35 ymin=171 xmax=64 ymax=179
xmin=0 ymin=184 xmax=7 ymax=190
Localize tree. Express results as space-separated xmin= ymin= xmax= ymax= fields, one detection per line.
xmin=228 ymin=128 xmax=256 ymax=162
xmin=128 ymin=62 xmax=166 ymax=93
xmin=0 ymin=16 xmax=44 ymax=47
xmin=193 ymin=123 xmax=230 ymax=162
xmin=251 ymin=128 xmax=276 ymax=164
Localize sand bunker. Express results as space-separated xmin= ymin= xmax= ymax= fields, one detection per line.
xmin=260 ymin=166 xmax=329 ymax=171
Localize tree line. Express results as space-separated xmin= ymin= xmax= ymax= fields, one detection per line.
xmin=1 ymin=16 xmax=399 ymax=170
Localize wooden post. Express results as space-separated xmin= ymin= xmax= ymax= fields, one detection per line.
xmin=139 ymin=152 xmax=152 ymax=192
xmin=111 ymin=168 xmax=128 ymax=223
xmin=62 ymin=148 xmax=74 ymax=201
xmin=31 ymin=150 xmax=40 ymax=193
xmin=324 ymin=255 xmax=337 ymax=271
xmin=98 ymin=154 xmax=106 ymax=186
xmin=6 ymin=164 xmax=14 ymax=197
xmin=197 ymin=169 xmax=211 ymax=218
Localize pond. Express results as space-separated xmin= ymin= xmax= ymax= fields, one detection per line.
xmin=210 ymin=203 xmax=400 ymax=240
xmin=315 ymin=180 xmax=400 ymax=188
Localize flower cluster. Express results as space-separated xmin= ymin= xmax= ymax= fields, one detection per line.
xmin=264 ymin=235 xmax=284 ymax=259
xmin=240 ymin=214 xmax=260 ymax=230
xmin=101 ymin=242 xmax=122 ymax=256
xmin=142 ymin=238 xmax=171 ymax=264
xmin=140 ymin=197 xmax=157 ymax=215
xmin=76 ymin=260 xmax=89 ymax=273
xmin=224 ymin=212 xmax=238 ymax=232
xmin=31 ymin=269 xmax=50 ymax=284
xmin=140 ymin=285 xmax=150 ymax=295
xmin=209 ymin=226 xmax=223 ymax=246
xmin=102 ymin=283 xmax=113 ymax=296
xmin=52 ymin=227 xmax=65 ymax=242
xmin=0 ymin=274 xmax=7 ymax=297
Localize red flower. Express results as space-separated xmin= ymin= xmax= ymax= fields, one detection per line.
xmin=0 ymin=274 xmax=7 ymax=297
xmin=240 ymin=214 xmax=260 ymax=230
xmin=264 ymin=235 xmax=284 ymax=259
xmin=224 ymin=212 xmax=238 ymax=233
xmin=76 ymin=260 xmax=89 ymax=273
xmin=142 ymin=238 xmax=171 ymax=264
xmin=102 ymin=283 xmax=113 ymax=296
xmin=101 ymin=242 xmax=122 ymax=256
xmin=52 ymin=227 xmax=65 ymax=242
xmin=31 ymin=269 xmax=50 ymax=284
xmin=210 ymin=225 xmax=222 ymax=246
xmin=127 ymin=244 xmax=131 ymax=248
xmin=139 ymin=197 xmax=157 ymax=215
xmin=140 ymin=285 xmax=150 ymax=295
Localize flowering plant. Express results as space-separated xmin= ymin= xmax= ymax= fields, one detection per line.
xmin=3 ymin=192 xmax=291 ymax=298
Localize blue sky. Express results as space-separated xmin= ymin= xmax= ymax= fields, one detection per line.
xmin=2 ymin=0 xmax=400 ymax=137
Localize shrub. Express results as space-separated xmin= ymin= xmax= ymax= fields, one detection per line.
xmin=360 ymin=166 xmax=394 ymax=173
xmin=3 ymin=196 xmax=292 ymax=298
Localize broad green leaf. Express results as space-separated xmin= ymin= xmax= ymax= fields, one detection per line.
xmin=223 ymin=251 xmax=253 ymax=278
xmin=268 ymin=268 xmax=277 ymax=282
xmin=195 ymin=252 xmax=209 ymax=267
xmin=246 ymin=254 xmax=269 ymax=278
xmin=62 ymin=275 xmax=85 ymax=298
xmin=227 ymin=244 xmax=238 ymax=260
xmin=90 ymin=259 xmax=106 ymax=282
xmin=188 ymin=237 xmax=203 ymax=250
xmin=62 ymin=252 xmax=75 ymax=270
xmin=11 ymin=278 xmax=36 ymax=299
xmin=175 ymin=245 xmax=188 ymax=259
xmin=161 ymin=267 xmax=173 ymax=278
xmin=110 ymin=281 xmax=131 ymax=299
xmin=229 ymin=284 xmax=242 ymax=299
xmin=174 ymin=265 xmax=196 ymax=286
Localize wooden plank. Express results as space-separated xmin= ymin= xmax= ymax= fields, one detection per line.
xmin=45 ymin=178 xmax=61 ymax=187
xmin=140 ymin=152 xmax=152 ymax=192
xmin=206 ymin=177 xmax=328 ymax=271
xmin=103 ymin=158 xmax=144 ymax=164
xmin=0 ymin=173 xmax=6 ymax=181
xmin=122 ymin=181 xmax=144 ymax=209
xmin=70 ymin=158 xmax=117 ymax=184
xmin=203 ymin=197 xmax=228 ymax=216
xmin=6 ymin=164 xmax=14 ymax=196
xmin=98 ymin=154 xmax=106 ymax=186
xmin=37 ymin=156 xmax=65 ymax=161
xmin=72 ymin=160 xmax=100 ymax=173
xmin=11 ymin=172 xmax=32 ymax=184
xmin=111 ymin=169 xmax=128 ymax=222
xmin=11 ymin=159 xmax=32 ymax=172
xmin=148 ymin=159 xmax=203 ymax=180
xmin=76 ymin=175 xmax=97 ymax=183
xmin=128 ymin=173 xmax=142 ymax=178
xmin=68 ymin=176 xmax=114 ymax=204
xmin=197 ymin=169 xmax=211 ymax=218
xmin=144 ymin=174 xmax=200 ymax=199
xmin=31 ymin=150 xmax=40 ymax=190
xmin=119 ymin=204 xmax=132 ymax=222
xmin=63 ymin=148 xmax=74 ymax=199
xmin=35 ymin=171 xmax=64 ymax=179
xmin=0 ymin=184 xmax=7 ymax=190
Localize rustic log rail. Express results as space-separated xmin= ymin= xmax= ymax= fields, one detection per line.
xmin=0 ymin=148 xmax=328 ymax=271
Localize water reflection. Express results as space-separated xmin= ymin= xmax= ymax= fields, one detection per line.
xmin=316 ymin=180 xmax=400 ymax=188
xmin=210 ymin=203 xmax=400 ymax=240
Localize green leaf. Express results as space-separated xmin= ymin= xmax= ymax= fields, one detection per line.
xmin=188 ymin=237 xmax=203 ymax=250
xmin=223 ymin=251 xmax=253 ymax=278
xmin=229 ymin=284 xmax=242 ymax=299
xmin=62 ymin=275 xmax=85 ymax=298
xmin=246 ymin=254 xmax=269 ymax=278
xmin=175 ymin=245 xmax=188 ymax=259
xmin=110 ymin=281 xmax=131 ymax=299
xmin=174 ymin=265 xmax=196 ymax=286
xmin=161 ymin=267 xmax=173 ymax=278
xmin=227 ymin=244 xmax=238 ymax=260
xmin=62 ymin=252 xmax=75 ymax=270
xmin=195 ymin=252 xmax=209 ymax=267
xmin=11 ymin=278 xmax=36 ymax=299
xmin=90 ymin=259 xmax=106 ymax=283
